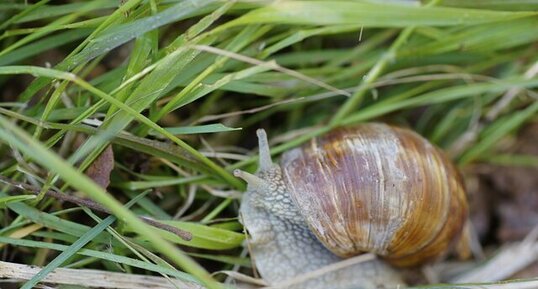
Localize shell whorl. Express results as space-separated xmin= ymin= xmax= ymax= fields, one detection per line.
xmin=280 ymin=123 xmax=468 ymax=266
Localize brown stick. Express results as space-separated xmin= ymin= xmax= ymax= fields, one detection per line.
xmin=0 ymin=175 xmax=192 ymax=241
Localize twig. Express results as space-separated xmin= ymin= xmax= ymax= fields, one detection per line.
xmin=194 ymin=98 xmax=303 ymax=124
xmin=450 ymin=227 xmax=538 ymax=283
xmin=0 ymin=260 xmax=203 ymax=289
xmin=0 ymin=175 xmax=192 ymax=241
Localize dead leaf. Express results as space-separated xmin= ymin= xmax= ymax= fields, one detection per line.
xmin=85 ymin=145 xmax=114 ymax=189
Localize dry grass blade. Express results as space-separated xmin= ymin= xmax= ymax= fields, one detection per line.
xmin=476 ymin=281 xmax=538 ymax=289
xmin=191 ymin=45 xmax=351 ymax=97
xmin=450 ymin=228 xmax=538 ymax=283
xmin=195 ymin=98 xmax=303 ymax=124
xmin=0 ymin=261 xmax=204 ymax=289
xmin=260 ymin=253 xmax=377 ymax=289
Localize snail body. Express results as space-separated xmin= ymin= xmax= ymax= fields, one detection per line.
xmin=236 ymin=123 xmax=468 ymax=288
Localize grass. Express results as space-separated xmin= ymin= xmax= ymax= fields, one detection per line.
xmin=0 ymin=0 xmax=537 ymax=288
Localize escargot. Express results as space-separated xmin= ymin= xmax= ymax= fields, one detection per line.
xmin=235 ymin=123 xmax=468 ymax=289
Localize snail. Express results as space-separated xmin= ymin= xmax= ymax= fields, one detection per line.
xmin=235 ymin=123 xmax=468 ymax=289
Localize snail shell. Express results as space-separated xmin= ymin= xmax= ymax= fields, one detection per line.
xmin=280 ymin=123 xmax=468 ymax=266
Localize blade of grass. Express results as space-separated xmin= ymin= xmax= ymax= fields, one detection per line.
xmin=0 ymin=115 xmax=221 ymax=289
xmin=0 ymin=236 xmax=202 ymax=285
xmin=188 ymin=252 xmax=251 ymax=267
xmin=4 ymin=202 xmax=114 ymax=244
xmin=128 ymin=220 xmax=245 ymax=250
xmin=485 ymin=154 xmax=538 ymax=168
xmin=0 ymin=65 xmax=242 ymax=188
xmin=0 ymin=195 xmax=36 ymax=208
xmin=0 ymin=106 xmax=208 ymax=172
xmin=114 ymin=176 xmax=206 ymax=191
xmin=15 ymin=1 xmax=118 ymax=23
xmin=0 ymin=0 xmax=49 ymax=30
xmin=342 ymin=77 xmax=538 ymax=125
xmin=399 ymin=18 xmax=538 ymax=57
xmin=330 ymin=26 xmax=416 ymax=125
xmin=67 ymin=0 xmax=219 ymax=70
xmin=105 ymin=30 xmax=156 ymax=117
xmin=330 ymin=0 xmax=442 ymax=125
xmin=0 ymin=0 xmax=108 ymax=58
xmin=259 ymin=25 xmax=362 ymax=58
xmin=18 ymin=0 xmax=146 ymax=101
xmin=169 ymin=64 xmax=274 ymax=110
xmin=149 ymin=24 xmax=271 ymax=128
xmin=83 ymin=207 xmax=186 ymax=289
xmin=161 ymin=124 xmax=241 ymax=135
xmin=441 ymin=0 xmax=538 ymax=11
xmin=21 ymin=191 xmax=150 ymax=288
xmin=0 ymin=29 xmax=91 ymax=66
xmin=224 ymin=1 xmax=537 ymax=28
xmin=459 ymin=100 xmax=538 ymax=164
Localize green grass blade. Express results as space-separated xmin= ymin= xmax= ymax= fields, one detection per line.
xmin=5 ymin=202 xmax=109 ymax=242
xmin=67 ymin=0 xmax=219 ymax=70
xmin=17 ymin=0 xmax=144 ymax=101
xmin=15 ymin=1 xmax=118 ymax=23
xmin=161 ymin=124 xmax=241 ymax=135
xmin=0 ymin=29 xmax=91 ymax=66
xmin=0 ymin=107 xmax=208 ymax=172
xmin=0 ymin=0 xmax=50 ymax=30
xmin=0 ymin=236 xmax=201 ymax=285
xmin=459 ymin=101 xmax=538 ymax=164
xmin=21 ymin=191 xmax=150 ymax=288
xmin=442 ymin=0 xmax=538 ymax=11
xmin=129 ymin=220 xmax=245 ymax=250
xmin=0 ymin=115 xmax=221 ymax=289
xmin=115 ymin=176 xmax=206 ymax=191
xmin=226 ymin=1 xmax=537 ymax=27
xmin=0 ymin=65 xmax=241 ymax=188
xmin=21 ymin=214 xmax=117 ymax=288
xmin=188 ymin=252 xmax=251 ymax=267
xmin=485 ymin=154 xmax=538 ymax=167
xmin=342 ymin=78 xmax=538 ymax=124
xmin=0 ymin=195 xmax=36 ymax=208
xmin=0 ymin=0 xmax=107 ymax=58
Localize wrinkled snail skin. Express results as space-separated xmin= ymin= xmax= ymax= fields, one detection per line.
xmin=236 ymin=123 xmax=468 ymax=288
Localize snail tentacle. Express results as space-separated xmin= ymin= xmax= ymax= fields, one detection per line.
xmin=256 ymin=128 xmax=273 ymax=172
xmin=233 ymin=169 xmax=269 ymax=191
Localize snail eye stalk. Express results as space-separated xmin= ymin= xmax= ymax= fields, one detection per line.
xmin=234 ymin=169 xmax=269 ymax=192
xmin=256 ymin=129 xmax=273 ymax=172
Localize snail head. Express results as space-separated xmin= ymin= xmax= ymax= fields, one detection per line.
xmin=233 ymin=128 xmax=280 ymax=193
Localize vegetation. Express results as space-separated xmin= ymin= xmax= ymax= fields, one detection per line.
xmin=0 ymin=1 xmax=537 ymax=288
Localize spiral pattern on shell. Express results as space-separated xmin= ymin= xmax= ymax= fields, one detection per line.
xmin=280 ymin=123 xmax=468 ymax=266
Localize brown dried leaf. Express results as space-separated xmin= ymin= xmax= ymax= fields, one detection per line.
xmin=85 ymin=145 xmax=114 ymax=189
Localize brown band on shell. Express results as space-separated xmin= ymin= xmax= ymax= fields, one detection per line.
xmin=281 ymin=123 xmax=468 ymax=267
